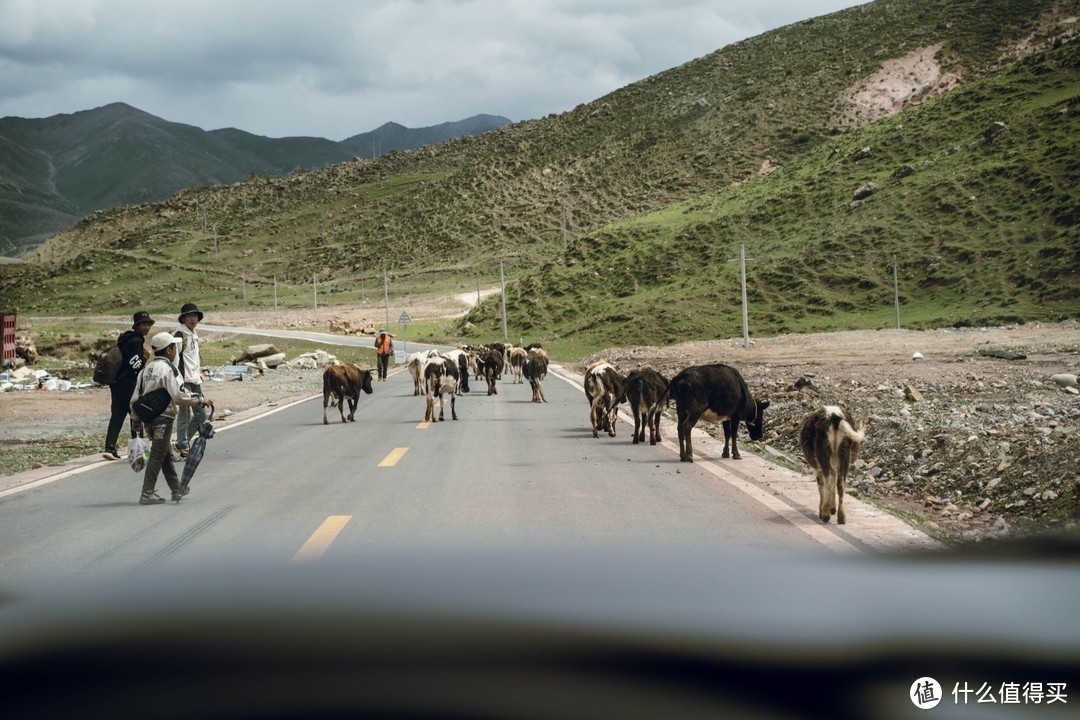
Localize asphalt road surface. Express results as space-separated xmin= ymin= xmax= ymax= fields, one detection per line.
xmin=0 ymin=360 xmax=914 ymax=596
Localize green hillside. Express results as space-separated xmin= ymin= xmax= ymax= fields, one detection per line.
xmin=1 ymin=0 xmax=1077 ymax=358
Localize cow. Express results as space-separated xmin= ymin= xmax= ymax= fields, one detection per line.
xmin=508 ymin=346 xmax=527 ymax=384
xmin=584 ymin=360 xmax=625 ymax=438
xmin=440 ymin=349 xmax=472 ymax=395
xmin=661 ymin=364 xmax=768 ymax=462
xmin=800 ymin=405 xmax=866 ymax=525
xmin=523 ymin=348 xmax=549 ymax=403
xmin=424 ymin=356 xmax=459 ymax=422
xmin=322 ymin=364 xmax=374 ymax=424
xmin=624 ymin=368 xmax=668 ymax=445
xmin=478 ymin=347 xmax=504 ymax=396
xmin=407 ymin=349 xmax=441 ymax=396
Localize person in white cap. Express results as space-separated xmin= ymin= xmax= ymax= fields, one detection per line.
xmin=129 ymin=331 xmax=215 ymax=505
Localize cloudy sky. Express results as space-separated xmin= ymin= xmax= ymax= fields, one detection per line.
xmin=0 ymin=0 xmax=866 ymax=141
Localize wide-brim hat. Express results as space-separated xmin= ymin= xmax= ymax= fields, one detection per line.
xmin=150 ymin=331 xmax=183 ymax=352
xmin=178 ymin=302 xmax=204 ymax=322
xmin=132 ymin=311 xmax=155 ymax=326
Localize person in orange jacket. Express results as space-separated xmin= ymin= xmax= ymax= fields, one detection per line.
xmin=374 ymin=330 xmax=393 ymax=381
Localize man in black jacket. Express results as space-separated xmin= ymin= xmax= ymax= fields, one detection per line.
xmin=103 ymin=311 xmax=155 ymax=460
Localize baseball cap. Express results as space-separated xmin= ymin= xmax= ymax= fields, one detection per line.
xmin=150 ymin=331 xmax=183 ymax=352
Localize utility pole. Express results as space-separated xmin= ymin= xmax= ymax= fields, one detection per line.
xmin=500 ymin=259 xmax=508 ymax=340
xmin=313 ymin=274 xmax=318 ymax=311
xmin=893 ymin=254 xmax=901 ymax=330
xmin=741 ymin=244 xmax=750 ymax=349
xmin=383 ymin=268 xmax=390 ymax=330
xmin=561 ymin=202 xmax=568 ymax=257
xmin=273 ymin=276 xmax=278 ymax=311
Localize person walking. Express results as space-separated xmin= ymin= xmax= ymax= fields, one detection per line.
xmin=374 ymin=329 xmax=393 ymax=381
xmin=131 ymin=332 xmax=214 ymax=505
xmin=173 ymin=302 xmax=206 ymax=459
xmin=103 ymin=311 xmax=154 ymax=461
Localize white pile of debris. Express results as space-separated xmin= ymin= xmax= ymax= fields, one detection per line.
xmin=0 ymin=367 xmax=92 ymax=392
xmin=213 ymin=344 xmax=341 ymax=380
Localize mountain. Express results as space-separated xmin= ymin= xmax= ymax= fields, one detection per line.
xmin=3 ymin=0 xmax=1078 ymax=355
xmin=340 ymin=115 xmax=513 ymax=158
xmin=0 ymin=105 xmax=511 ymax=256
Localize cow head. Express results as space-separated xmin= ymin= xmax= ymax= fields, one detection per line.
xmin=361 ymin=369 xmax=374 ymax=395
xmin=746 ymin=399 xmax=770 ymax=440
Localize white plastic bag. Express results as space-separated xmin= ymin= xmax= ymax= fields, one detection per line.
xmin=128 ymin=436 xmax=151 ymax=473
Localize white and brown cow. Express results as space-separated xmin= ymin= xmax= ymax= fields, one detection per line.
xmin=423 ymin=356 xmax=459 ymax=422
xmin=523 ymin=348 xmax=549 ymax=403
xmin=508 ymin=346 xmax=527 ymax=384
xmin=584 ymin=360 xmax=625 ymax=438
xmin=662 ymin=364 xmax=768 ymax=462
xmin=800 ymin=405 xmax=866 ymax=525
xmin=322 ymin=363 xmax=374 ymax=424
xmin=624 ymin=367 xmax=668 ymax=445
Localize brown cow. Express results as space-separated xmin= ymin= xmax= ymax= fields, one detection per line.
xmin=584 ymin=360 xmax=625 ymax=438
xmin=800 ymin=405 xmax=866 ymax=525
xmin=322 ymin=364 xmax=374 ymax=424
xmin=624 ymin=368 xmax=668 ymax=445
xmin=523 ymin=349 xmax=549 ymax=403
xmin=660 ymin=364 xmax=768 ymax=462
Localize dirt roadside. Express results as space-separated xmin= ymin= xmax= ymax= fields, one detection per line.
xmin=3 ymin=314 xmax=1078 ymax=545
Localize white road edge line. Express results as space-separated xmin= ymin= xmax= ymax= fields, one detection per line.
xmin=548 ymin=364 xmax=863 ymax=554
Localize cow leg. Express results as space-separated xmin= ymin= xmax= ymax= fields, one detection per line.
xmin=722 ymin=420 xmax=741 ymax=459
xmin=450 ymin=393 xmax=457 ymax=420
xmin=539 ymin=383 xmax=547 ymax=403
xmin=649 ymin=410 xmax=660 ymax=445
xmin=323 ymin=395 xmax=330 ymax=425
xmin=347 ymin=395 xmax=358 ymax=422
xmin=425 ymin=395 xmax=434 ymax=423
xmin=337 ymin=393 xmax=348 ymax=423
xmin=632 ymin=407 xmax=642 ymax=444
xmin=607 ymin=406 xmax=617 ymax=437
xmin=836 ymin=450 xmax=848 ymax=525
xmin=816 ymin=470 xmax=832 ymax=523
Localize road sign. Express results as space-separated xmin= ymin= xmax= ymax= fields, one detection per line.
xmin=398 ymin=311 xmax=411 ymax=325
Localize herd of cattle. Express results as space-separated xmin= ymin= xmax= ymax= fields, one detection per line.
xmin=322 ymin=345 xmax=866 ymax=525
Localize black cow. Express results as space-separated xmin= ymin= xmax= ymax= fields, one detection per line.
xmin=624 ymin=368 xmax=668 ymax=445
xmin=322 ymin=364 xmax=374 ymax=424
xmin=478 ymin=348 xmax=504 ymax=396
xmin=662 ymin=364 xmax=768 ymax=462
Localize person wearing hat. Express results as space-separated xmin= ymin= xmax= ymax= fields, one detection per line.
xmin=103 ymin=311 xmax=155 ymax=461
xmin=129 ymin=331 xmax=215 ymax=505
xmin=173 ymin=302 xmax=206 ymax=458
xmin=374 ymin=329 xmax=394 ymax=381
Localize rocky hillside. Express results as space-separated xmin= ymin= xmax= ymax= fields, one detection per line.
xmin=2 ymin=0 xmax=1077 ymax=356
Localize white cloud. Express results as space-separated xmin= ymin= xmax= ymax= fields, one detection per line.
xmin=0 ymin=0 xmax=866 ymax=140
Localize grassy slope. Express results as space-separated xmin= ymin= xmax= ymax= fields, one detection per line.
xmin=1 ymin=0 xmax=1077 ymax=360
xmin=466 ymin=40 xmax=1080 ymax=355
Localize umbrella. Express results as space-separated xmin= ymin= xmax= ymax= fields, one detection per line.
xmin=178 ymin=408 xmax=215 ymax=502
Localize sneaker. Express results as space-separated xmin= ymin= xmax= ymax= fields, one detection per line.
xmin=171 ymin=491 xmax=183 ymax=502
xmin=139 ymin=492 xmax=166 ymax=505
xmin=177 ymin=447 xmax=189 ymax=460
xmin=103 ymin=450 xmax=122 ymax=461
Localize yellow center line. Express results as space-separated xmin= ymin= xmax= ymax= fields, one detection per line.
xmin=291 ymin=515 xmax=351 ymax=564
xmin=416 ymin=421 xmax=431 ymax=429
xmin=378 ymin=447 xmax=410 ymax=467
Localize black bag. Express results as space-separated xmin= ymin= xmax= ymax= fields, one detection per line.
xmin=92 ymin=345 xmax=124 ymax=386
xmin=133 ymin=387 xmax=172 ymax=424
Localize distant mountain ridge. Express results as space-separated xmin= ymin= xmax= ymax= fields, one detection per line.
xmin=0 ymin=104 xmax=510 ymax=256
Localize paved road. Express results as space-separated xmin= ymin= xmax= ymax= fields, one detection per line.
xmin=0 ymin=360 xmax=942 ymax=597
